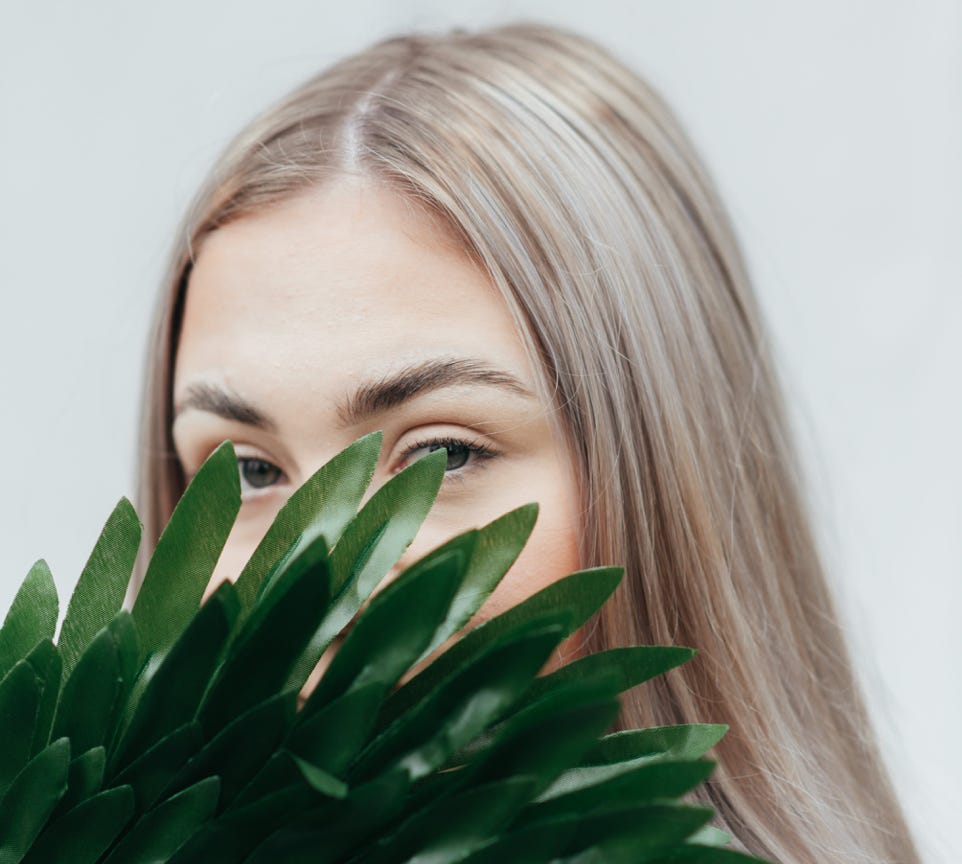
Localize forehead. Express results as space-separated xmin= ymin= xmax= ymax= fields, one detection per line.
xmin=173 ymin=177 xmax=537 ymax=416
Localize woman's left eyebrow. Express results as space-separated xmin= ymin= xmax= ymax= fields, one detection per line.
xmin=174 ymin=383 xmax=278 ymax=431
xmin=337 ymin=357 xmax=536 ymax=426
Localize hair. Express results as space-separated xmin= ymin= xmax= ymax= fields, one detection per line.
xmin=136 ymin=21 xmax=919 ymax=864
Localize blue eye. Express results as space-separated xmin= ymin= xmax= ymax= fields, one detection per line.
xmin=238 ymin=456 xmax=282 ymax=490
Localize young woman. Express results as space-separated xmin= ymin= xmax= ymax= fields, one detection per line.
xmin=136 ymin=22 xmax=920 ymax=864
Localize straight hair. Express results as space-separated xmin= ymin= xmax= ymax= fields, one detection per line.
xmin=136 ymin=22 xmax=919 ymax=863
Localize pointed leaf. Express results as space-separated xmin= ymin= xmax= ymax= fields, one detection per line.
xmin=101 ymin=776 xmax=220 ymax=864
xmin=168 ymin=695 xmax=294 ymax=809
xmin=381 ymin=567 xmax=623 ymax=727
xmin=291 ymin=754 xmax=348 ymax=799
xmin=0 ymin=560 xmax=58 ymax=679
xmin=234 ymin=431 xmax=382 ymax=609
xmin=198 ymin=556 xmax=328 ymax=736
xmin=0 ymin=738 xmax=70 ymax=860
xmin=26 ymin=641 xmax=61 ymax=757
xmin=20 ymin=785 xmax=135 ymax=864
xmin=51 ymin=624 xmax=123 ymax=754
xmin=59 ymin=498 xmax=141 ymax=680
xmin=286 ymin=447 xmax=447 ymax=688
xmin=352 ymin=622 xmax=568 ymax=785
xmin=584 ymin=724 xmax=729 ymax=767
xmin=51 ymin=747 xmax=105 ymax=819
xmin=301 ymin=538 xmax=469 ymax=718
xmin=131 ymin=440 xmax=240 ymax=659
xmin=112 ymin=582 xmax=239 ymax=771
xmin=112 ymin=723 xmax=203 ymax=813
xmin=418 ymin=503 xmax=539 ymax=661
xmin=0 ymin=659 xmax=43 ymax=799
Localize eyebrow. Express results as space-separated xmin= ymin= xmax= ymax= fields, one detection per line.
xmin=173 ymin=357 xmax=536 ymax=430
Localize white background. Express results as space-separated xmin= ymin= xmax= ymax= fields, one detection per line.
xmin=1 ymin=2 xmax=959 ymax=861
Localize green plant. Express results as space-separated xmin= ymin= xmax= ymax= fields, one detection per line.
xmin=0 ymin=432 xmax=765 ymax=863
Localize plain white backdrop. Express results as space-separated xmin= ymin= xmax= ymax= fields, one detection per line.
xmin=1 ymin=2 xmax=959 ymax=860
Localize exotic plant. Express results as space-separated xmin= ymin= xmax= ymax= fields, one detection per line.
xmin=0 ymin=432 xmax=766 ymax=863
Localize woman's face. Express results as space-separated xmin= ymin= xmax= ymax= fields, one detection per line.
xmin=171 ymin=175 xmax=583 ymax=662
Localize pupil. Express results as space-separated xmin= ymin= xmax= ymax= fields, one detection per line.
xmin=241 ymin=458 xmax=279 ymax=488
xmin=429 ymin=442 xmax=470 ymax=470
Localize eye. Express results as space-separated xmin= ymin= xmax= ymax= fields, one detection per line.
xmin=237 ymin=456 xmax=283 ymax=493
xmin=398 ymin=435 xmax=496 ymax=475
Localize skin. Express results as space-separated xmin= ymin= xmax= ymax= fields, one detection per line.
xmin=171 ymin=175 xmax=584 ymax=683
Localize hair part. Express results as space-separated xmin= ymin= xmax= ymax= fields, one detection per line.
xmin=138 ymin=22 xmax=919 ymax=863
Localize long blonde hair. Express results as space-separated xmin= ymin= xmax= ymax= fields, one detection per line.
xmin=137 ymin=22 xmax=919 ymax=863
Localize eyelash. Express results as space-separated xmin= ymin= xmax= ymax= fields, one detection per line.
xmin=233 ymin=434 xmax=496 ymax=497
xmin=396 ymin=434 xmax=497 ymax=478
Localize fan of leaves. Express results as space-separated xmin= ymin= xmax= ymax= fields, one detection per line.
xmin=0 ymin=432 xmax=765 ymax=864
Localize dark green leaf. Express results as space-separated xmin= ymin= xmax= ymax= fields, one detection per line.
xmin=518 ymin=761 xmax=717 ymax=828
xmin=100 ymin=776 xmax=219 ymax=864
xmin=583 ymin=724 xmax=728 ymax=767
xmin=286 ymin=447 xmax=447 ymax=689
xmin=352 ymin=621 xmax=568 ymax=785
xmin=112 ymin=723 xmax=203 ymax=813
xmin=234 ymin=431 xmax=382 ymax=610
xmin=168 ymin=695 xmax=294 ymax=809
xmin=363 ymin=776 xmax=538 ymax=864
xmin=291 ymin=754 xmax=348 ymax=799
xmin=25 ymin=641 xmax=60 ymax=757
xmin=51 ymin=747 xmax=105 ymax=819
xmin=0 ymin=737 xmax=70 ymax=860
xmin=51 ymin=623 xmax=123 ymax=754
xmin=550 ymin=804 xmax=713 ymax=863
xmin=20 ymin=785 xmax=134 ymax=864
xmin=112 ymin=582 xmax=239 ymax=771
xmin=300 ymin=538 xmax=470 ymax=718
xmin=131 ymin=440 xmax=240 ymax=660
xmin=418 ymin=503 xmax=539 ymax=661
xmin=0 ymin=659 xmax=43 ymax=799
xmin=59 ymin=498 xmax=141 ymax=680
xmin=0 ymin=560 xmax=58 ymax=680
xmin=290 ymin=682 xmax=385 ymax=776
xmin=197 ymin=555 xmax=327 ymax=736
xmin=380 ymin=567 xmax=623 ymax=728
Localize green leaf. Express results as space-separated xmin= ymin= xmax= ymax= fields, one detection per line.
xmin=290 ymin=682 xmax=386 ymax=776
xmin=233 ymin=431 xmax=382 ymax=610
xmin=300 ymin=537 xmax=470 ymax=718
xmin=291 ymin=754 xmax=348 ymax=799
xmin=112 ymin=582 xmax=240 ymax=772
xmin=285 ymin=447 xmax=447 ymax=689
xmin=131 ymin=440 xmax=240 ymax=659
xmin=0 ymin=737 xmax=70 ymax=860
xmin=19 ymin=785 xmax=134 ymax=864
xmin=197 ymin=554 xmax=328 ymax=737
xmin=518 ymin=761 xmax=717 ymax=827
xmin=168 ymin=695 xmax=295 ymax=809
xmin=363 ymin=776 xmax=538 ymax=864
xmin=59 ymin=498 xmax=141 ymax=680
xmin=550 ymin=804 xmax=713 ymax=863
xmin=112 ymin=723 xmax=203 ymax=813
xmin=25 ymin=641 xmax=61 ymax=758
xmin=0 ymin=560 xmax=58 ymax=680
xmin=352 ymin=621 xmax=569 ymax=785
xmin=50 ymin=747 xmax=105 ymax=819
xmin=51 ymin=623 xmax=124 ymax=754
xmin=100 ymin=776 xmax=220 ymax=864
xmin=417 ymin=503 xmax=539 ymax=662
xmin=583 ymin=724 xmax=728 ymax=766
xmin=0 ymin=659 xmax=44 ymax=800
xmin=380 ymin=567 xmax=623 ymax=728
